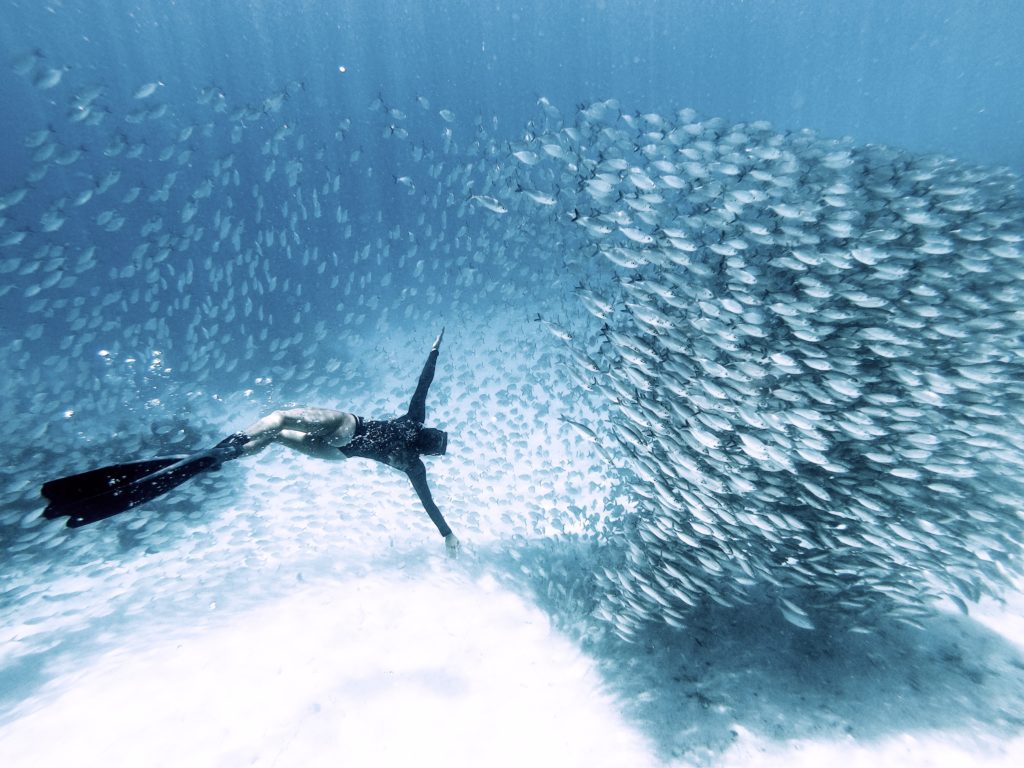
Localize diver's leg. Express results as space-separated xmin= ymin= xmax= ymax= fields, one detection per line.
xmin=407 ymin=330 xmax=443 ymax=423
xmin=240 ymin=408 xmax=357 ymax=455
xmin=274 ymin=429 xmax=349 ymax=460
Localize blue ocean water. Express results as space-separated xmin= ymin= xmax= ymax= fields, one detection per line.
xmin=2 ymin=1 xmax=1024 ymax=765
xmin=2 ymin=0 xmax=1021 ymax=392
xmin=2 ymin=0 xmax=1023 ymax=172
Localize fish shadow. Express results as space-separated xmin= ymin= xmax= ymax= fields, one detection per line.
xmin=483 ymin=535 xmax=1024 ymax=764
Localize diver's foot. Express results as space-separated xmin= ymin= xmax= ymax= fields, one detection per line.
xmin=212 ymin=432 xmax=250 ymax=461
xmin=432 ymin=327 xmax=445 ymax=352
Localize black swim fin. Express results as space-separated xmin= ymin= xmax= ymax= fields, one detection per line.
xmin=43 ymin=451 xmax=222 ymax=527
xmin=42 ymin=433 xmax=250 ymax=528
xmin=41 ymin=456 xmax=188 ymax=505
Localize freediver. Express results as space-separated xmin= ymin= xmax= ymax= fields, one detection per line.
xmin=41 ymin=329 xmax=459 ymax=556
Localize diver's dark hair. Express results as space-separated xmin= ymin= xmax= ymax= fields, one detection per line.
xmin=417 ymin=427 xmax=448 ymax=456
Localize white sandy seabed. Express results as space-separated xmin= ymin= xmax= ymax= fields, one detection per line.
xmin=1 ymin=556 xmax=1023 ymax=768
xmin=2 ymin=321 xmax=1024 ymax=767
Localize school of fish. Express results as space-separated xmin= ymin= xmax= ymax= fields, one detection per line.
xmin=499 ymin=98 xmax=1024 ymax=638
xmin=1 ymin=50 xmax=1022 ymax=648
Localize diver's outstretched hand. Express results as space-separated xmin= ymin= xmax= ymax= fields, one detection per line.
xmin=444 ymin=532 xmax=460 ymax=558
xmin=432 ymin=327 xmax=445 ymax=352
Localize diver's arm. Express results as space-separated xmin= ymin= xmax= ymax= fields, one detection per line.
xmin=406 ymin=459 xmax=458 ymax=554
xmin=407 ymin=329 xmax=444 ymax=422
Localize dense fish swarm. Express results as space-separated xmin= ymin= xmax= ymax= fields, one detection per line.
xmin=500 ymin=100 xmax=1024 ymax=637
xmin=2 ymin=45 xmax=1023 ymax=648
